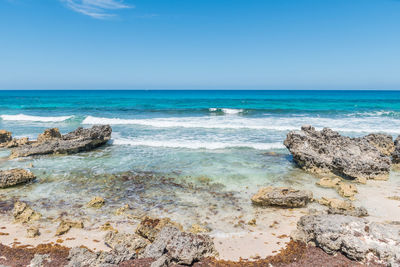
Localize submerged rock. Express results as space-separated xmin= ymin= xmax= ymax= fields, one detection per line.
xmin=251 ymin=186 xmax=313 ymax=208
xmin=87 ymin=196 xmax=105 ymax=208
xmin=10 ymin=125 xmax=112 ymax=158
xmin=141 ymin=226 xmax=217 ymax=266
xmin=13 ymin=201 xmax=41 ymax=223
xmin=295 ymin=214 xmax=400 ymax=265
xmin=284 ymin=125 xmax=391 ymax=180
xmin=0 ymin=169 xmax=36 ymax=188
xmin=316 ymin=177 xmax=341 ymax=188
xmin=0 ymin=130 xmax=12 ymax=146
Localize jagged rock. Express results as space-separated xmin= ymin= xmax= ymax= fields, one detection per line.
xmin=141 ymin=226 xmax=217 ymax=266
xmin=100 ymin=222 xmax=117 ymax=232
xmin=67 ymin=232 xmax=149 ymax=267
xmin=393 ymin=136 xmax=400 ymax=165
xmin=13 ymin=201 xmax=41 ymax=223
xmin=296 ymin=214 xmax=400 ymax=265
xmin=67 ymin=247 xmax=98 ymax=267
xmin=363 ymin=133 xmax=395 ymax=156
xmin=26 ymin=226 xmax=40 ymax=238
xmin=251 ymin=186 xmax=313 ymax=208
xmin=37 ymin=128 xmax=61 ymax=143
xmin=284 ymin=125 xmax=391 ymax=180
xmin=316 ymin=177 xmax=341 ymax=188
xmin=6 ymin=137 xmax=30 ymax=148
xmin=56 ymin=220 xmax=84 ymax=236
xmin=0 ymin=169 xmax=36 ymax=188
xmin=136 ymin=216 xmax=183 ymax=242
xmin=0 ymin=130 xmax=12 ymax=145
xmin=327 ymin=206 xmax=368 ymax=217
xmin=10 ymin=125 xmax=112 ymax=158
xmin=87 ymin=196 xmax=105 ymax=208
xmin=318 ymin=197 xmax=354 ymax=210
xmin=104 ymin=231 xmax=149 ymax=258
xmin=337 ymin=182 xmax=357 ymax=200
xmin=29 ymin=254 xmax=50 ymax=267
xmin=189 ymin=224 xmax=210 ymax=234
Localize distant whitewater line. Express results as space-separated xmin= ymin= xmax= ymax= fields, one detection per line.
xmin=112 ymin=138 xmax=284 ymax=150
xmin=0 ymin=114 xmax=73 ymax=122
xmin=83 ymin=115 xmax=400 ymax=134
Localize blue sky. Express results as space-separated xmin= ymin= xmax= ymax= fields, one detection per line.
xmin=0 ymin=0 xmax=400 ymax=89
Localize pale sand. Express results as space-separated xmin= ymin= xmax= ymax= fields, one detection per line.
xmin=0 ymin=172 xmax=399 ymax=262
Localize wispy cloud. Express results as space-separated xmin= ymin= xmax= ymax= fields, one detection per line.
xmin=63 ymin=0 xmax=133 ymax=19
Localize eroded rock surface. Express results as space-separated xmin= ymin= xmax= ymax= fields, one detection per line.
xmin=136 ymin=216 xmax=183 ymax=242
xmin=284 ymin=125 xmax=391 ymax=180
xmin=0 ymin=169 xmax=36 ymax=188
xmin=141 ymin=226 xmax=217 ymax=266
xmin=251 ymin=186 xmax=313 ymax=208
xmin=393 ymin=136 xmax=400 ymax=165
xmin=296 ymin=214 xmax=400 ymax=265
xmin=13 ymin=201 xmax=41 ymax=223
xmin=0 ymin=130 xmax=12 ymax=146
xmin=10 ymin=125 xmax=112 ymax=158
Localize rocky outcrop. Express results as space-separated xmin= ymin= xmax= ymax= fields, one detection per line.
xmin=67 ymin=223 xmax=216 ymax=267
xmin=0 ymin=130 xmax=12 ymax=145
xmin=141 ymin=226 xmax=217 ymax=266
xmin=393 ymin=136 xmax=400 ymax=165
xmin=0 ymin=169 xmax=36 ymax=188
xmin=13 ymin=201 xmax=41 ymax=223
xmin=55 ymin=220 xmax=84 ymax=236
xmin=296 ymin=214 xmax=400 ymax=265
xmin=136 ymin=216 xmax=183 ymax=242
xmin=318 ymin=197 xmax=368 ymax=217
xmin=251 ymin=187 xmax=313 ymax=208
xmin=284 ymin=125 xmax=391 ymax=180
xmin=10 ymin=125 xmax=112 ymax=158
xmin=363 ymin=133 xmax=395 ymax=156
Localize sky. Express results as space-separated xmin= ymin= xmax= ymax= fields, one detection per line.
xmin=0 ymin=0 xmax=400 ymax=90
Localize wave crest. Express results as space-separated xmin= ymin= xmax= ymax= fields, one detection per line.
xmin=1 ymin=114 xmax=73 ymax=122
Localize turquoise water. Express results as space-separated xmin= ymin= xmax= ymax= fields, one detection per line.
xmin=0 ymin=90 xmax=400 ymax=231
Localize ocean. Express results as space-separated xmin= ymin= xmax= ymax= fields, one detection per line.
xmin=1 ymin=90 xmax=400 ymax=232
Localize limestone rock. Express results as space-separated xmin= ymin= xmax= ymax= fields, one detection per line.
xmin=104 ymin=231 xmax=150 ymax=257
xmin=6 ymin=137 xmax=30 ymax=148
xmin=363 ymin=133 xmax=395 ymax=156
xmin=251 ymin=186 xmax=313 ymax=208
xmin=0 ymin=130 xmax=12 ymax=145
xmin=141 ymin=226 xmax=217 ymax=265
xmin=0 ymin=169 xmax=36 ymax=188
xmin=189 ymin=224 xmax=210 ymax=234
xmin=284 ymin=125 xmax=391 ymax=180
xmin=10 ymin=125 xmax=112 ymax=158
xmin=136 ymin=216 xmax=183 ymax=242
xmin=29 ymin=254 xmax=50 ymax=267
xmin=56 ymin=220 xmax=84 ymax=236
xmin=393 ymin=135 xmax=400 ymax=165
xmin=296 ymin=214 xmax=400 ymax=265
xmin=26 ymin=226 xmax=40 ymax=238
xmin=318 ymin=197 xmax=354 ymax=210
xmin=13 ymin=201 xmax=41 ymax=223
xmin=337 ymin=182 xmax=357 ymax=199
xmin=316 ymin=177 xmax=341 ymax=188
xmin=87 ymin=196 xmax=105 ymax=208
xmin=37 ymin=128 xmax=61 ymax=143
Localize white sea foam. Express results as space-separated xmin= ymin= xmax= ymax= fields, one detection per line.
xmin=209 ymin=108 xmax=243 ymax=114
xmin=112 ymin=138 xmax=284 ymax=150
xmin=1 ymin=114 xmax=73 ymax=122
xmin=83 ymin=115 xmax=400 ymax=134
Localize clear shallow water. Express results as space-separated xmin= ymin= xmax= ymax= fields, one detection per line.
xmin=1 ymin=90 xmax=400 ymax=232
